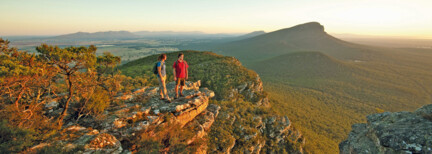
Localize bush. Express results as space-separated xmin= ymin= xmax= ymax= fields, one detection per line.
xmin=36 ymin=143 xmax=85 ymax=154
xmin=0 ymin=120 xmax=37 ymax=153
xmin=82 ymin=88 xmax=110 ymax=115
xmin=136 ymin=139 xmax=161 ymax=154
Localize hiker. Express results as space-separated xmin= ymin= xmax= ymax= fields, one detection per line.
xmin=173 ymin=53 xmax=189 ymax=99
xmin=155 ymin=54 xmax=171 ymax=102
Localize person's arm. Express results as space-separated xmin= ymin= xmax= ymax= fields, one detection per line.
xmin=185 ymin=61 xmax=188 ymax=80
xmin=173 ymin=69 xmax=177 ymax=81
xmin=158 ymin=66 xmax=163 ymax=80
xmin=157 ymin=63 xmax=163 ymax=83
xmin=173 ymin=62 xmax=177 ymax=81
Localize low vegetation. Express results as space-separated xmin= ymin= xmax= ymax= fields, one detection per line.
xmin=0 ymin=38 xmax=146 ymax=152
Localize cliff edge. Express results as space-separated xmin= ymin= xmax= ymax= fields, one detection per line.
xmin=339 ymin=104 xmax=432 ymax=154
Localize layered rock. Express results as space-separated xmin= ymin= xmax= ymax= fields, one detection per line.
xmin=228 ymin=74 xmax=270 ymax=107
xmin=210 ymin=108 xmax=305 ymax=153
xmin=339 ymin=104 xmax=432 ymax=154
xmin=33 ymin=81 xmax=220 ymax=153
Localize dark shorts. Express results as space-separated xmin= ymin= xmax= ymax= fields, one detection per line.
xmin=176 ymin=78 xmax=186 ymax=86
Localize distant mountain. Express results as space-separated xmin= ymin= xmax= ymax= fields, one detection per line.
xmin=54 ymin=31 xmax=140 ymax=40
xmin=210 ymin=22 xmax=375 ymax=63
xmin=230 ymin=30 xmax=266 ymax=41
xmin=251 ymin=51 xmax=356 ymax=79
xmin=133 ymin=31 xmax=239 ymax=39
xmin=134 ymin=31 xmax=204 ymax=37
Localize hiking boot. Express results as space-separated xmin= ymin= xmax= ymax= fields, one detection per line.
xmin=180 ymin=93 xmax=185 ymax=97
xmin=165 ymin=97 xmax=172 ymax=103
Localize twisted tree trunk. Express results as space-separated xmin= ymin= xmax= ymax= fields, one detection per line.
xmin=57 ymin=73 xmax=73 ymax=129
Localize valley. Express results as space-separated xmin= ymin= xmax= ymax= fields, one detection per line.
xmin=188 ymin=22 xmax=432 ymax=153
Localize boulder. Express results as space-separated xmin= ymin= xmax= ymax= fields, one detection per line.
xmin=340 ymin=104 xmax=432 ymax=154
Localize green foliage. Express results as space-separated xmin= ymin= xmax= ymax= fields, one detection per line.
xmin=81 ymin=88 xmax=110 ymax=115
xmin=36 ymin=143 xmax=85 ymax=154
xmin=0 ymin=38 xmax=128 ymax=152
xmin=35 ymin=43 xmax=101 ymax=126
xmin=0 ymin=39 xmax=36 ymax=77
xmin=136 ymin=139 xmax=161 ymax=154
xmin=0 ymin=38 xmax=60 ymax=131
xmin=97 ymin=52 xmax=121 ymax=75
xmin=0 ymin=120 xmax=37 ymax=153
xmin=36 ymin=44 xmax=97 ymax=70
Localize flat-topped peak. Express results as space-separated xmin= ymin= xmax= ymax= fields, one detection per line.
xmin=282 ymin=21 xmax=325 ymax=32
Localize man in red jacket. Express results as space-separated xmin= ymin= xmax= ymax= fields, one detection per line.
xmin=173 ymin=53 xmax=189 ymax=99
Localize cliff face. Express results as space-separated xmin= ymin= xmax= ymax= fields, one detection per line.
xmin=34 ymin=81 xmax=219 ymax=153
xmin=339 ymin=104 xmax=432 ymax=154
xmin=211 ymin=105 xmax=305 ymax=154
xmin=228 ymin=72 xmax=270 ymax=107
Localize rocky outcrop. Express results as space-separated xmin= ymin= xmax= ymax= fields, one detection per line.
xmin=339 ymin=104 xmax=432 ymax=154
xmin=228 ymin=74 xmax=270 ymax=107
xmin=33 ymin=81 xmax=220 ymax=153
xmin=251 ymin=116 xmax=304 ymax=153
xmin=211 ymin=109 xmax=305 ymax=153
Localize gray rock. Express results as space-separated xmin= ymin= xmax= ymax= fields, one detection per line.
xmin=42 ymin=80 xmax=218 ymax=154
xmin=45 ymin=100 xmax=59 ymax=108
xmin=340 ymin=104 xmax=432 ymax=154
xmin=415 ymin=104 xmax=432 ymax=120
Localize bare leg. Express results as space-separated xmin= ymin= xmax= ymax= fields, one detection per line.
xmin=163 ymin=83 xmax=169 ymax=99
xmin=180 ymin=85 xmax=184 ymax=96
xmin=159 ymin=78 xmax=164 ymax=99
xmin=175 ymin=84 xmax=179 ymax=97
xmin=161 ymin=77 xmax=170 ymax=100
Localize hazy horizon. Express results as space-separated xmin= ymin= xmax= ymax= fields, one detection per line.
xmin=1 ymin=0 xmax=432 ymax=39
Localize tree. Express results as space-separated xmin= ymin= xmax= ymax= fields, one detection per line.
xmin=36 ymin=44 xmax=97 ymax=127
xmin=0 ymin=38 xmax=57 ymax=128
xmin=96 ymin=52 xmax=121 ymax=77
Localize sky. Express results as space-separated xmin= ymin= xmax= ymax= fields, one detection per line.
xmin=1 ymin=0 xmax=432 ymax=38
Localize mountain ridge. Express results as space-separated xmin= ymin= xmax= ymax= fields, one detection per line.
xmin=198 ymin=22 xmax=432 ymax=153
xmin=210 ymin=22 xmax=376 ymax=63
xmin=54 ymin=30 xmax=140 ymax=40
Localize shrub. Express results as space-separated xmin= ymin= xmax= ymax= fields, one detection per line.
xmin=0 ymin=120 xmax=37 ymax=153
xmin=82 ymin=88 xmax=110 ymax=115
